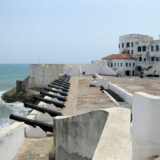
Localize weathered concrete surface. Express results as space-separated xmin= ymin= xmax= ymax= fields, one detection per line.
xmin=0 ymin=122 xmax=24 ymax=160
xmin=14 ymin=137 xmax=53 ymax=160
xmin=132 ymin=92 xmax=160 ymax=160
xmin=54 ymin=77 xmax=131 ymax=160
xmin=54 ymin=110 xmax=109 ymax=160
xmin=93 ymin=107 xmax=131 ymax=160
xmin=64 ymin=76 xmax=115 ymax=116
xmin=29 ymin=64 xmax=64 ymax=88
xmin=14 ymin=76 xmax=116 ymax=160
xmin=149 ymin=157 xmax=160 ymax=160
xmin=103 ymin=76 xmax=160 ymax=96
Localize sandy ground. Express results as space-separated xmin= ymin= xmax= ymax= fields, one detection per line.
xmin=14 ymin=76 xmax=115 ymax=160
xmin=104 ymin=76 xmax=160 ymax=96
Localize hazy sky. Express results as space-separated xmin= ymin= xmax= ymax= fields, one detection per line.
xmin=0 ymin=0 xmax=160 ymax=64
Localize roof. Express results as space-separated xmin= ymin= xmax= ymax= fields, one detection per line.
xmin=102 ymin=54 xmax=135 ymax=60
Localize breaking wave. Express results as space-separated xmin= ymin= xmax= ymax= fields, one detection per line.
xmin=0 ymin=91 xmax=29 ymax=131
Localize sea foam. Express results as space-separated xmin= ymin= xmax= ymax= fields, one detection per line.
xmin=0 ymin=90 xmax=29 ymax=131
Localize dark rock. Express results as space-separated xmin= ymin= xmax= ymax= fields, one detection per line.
xmin=2 ymin=87 xmax=42 ymax=104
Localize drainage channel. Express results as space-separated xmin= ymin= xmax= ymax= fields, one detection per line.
xmin=100 ymin=86 xmax=130 ymax=107
xmin=105 ymin=89 xmax=124 ymax=102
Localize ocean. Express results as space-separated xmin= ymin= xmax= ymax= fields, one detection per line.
xmin=0 ymin=64 xmax=30 ymax=130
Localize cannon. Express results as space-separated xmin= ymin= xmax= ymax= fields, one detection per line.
xmin=9 ymin=114 xmax=53 ymax=133
xmin=34 ymin=96 xmax=65 ymax=108
xmin=24 ymin=102 xmax=62 ymax=117
xmin=48 ymin=84 xmax=69 ymax=92
xmin=53 ymin=80 xmax=70 ymax=85
xmin=52 ymin=81 xmax=70 ymax=86
xmin=59 ymin=76 xmax=70 ymax=82
xmin=40 ymin=91 xmax=67 ymax=102
xmin=44 ymin=88 xmax=68 ymax=96
xmin=51 ymin=82 xmax=70 ymax=89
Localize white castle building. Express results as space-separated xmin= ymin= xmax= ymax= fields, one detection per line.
xmin=93 ymin=34 xmax=160 ymax=76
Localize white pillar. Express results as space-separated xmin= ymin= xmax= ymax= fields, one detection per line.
xmin=131 ymin=92 xmax=160 ymax=160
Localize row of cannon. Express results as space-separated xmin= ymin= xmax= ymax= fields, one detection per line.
xmin=9 ymin=74 xmax=71 ymax=133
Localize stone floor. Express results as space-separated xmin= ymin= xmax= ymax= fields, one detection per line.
xmin=14 ymin=76 xmax=115 ymax=160
xmin=63 ymin=76 xmax=115 ymax=115
xmin=14 ymin=136 xmax=54 ymax=160
xmin=103 ymin=76 xmax=160 ymax=96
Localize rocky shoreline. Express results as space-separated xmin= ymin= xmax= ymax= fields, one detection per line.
xmin=2 ymin=87 xmax=42 ymax=104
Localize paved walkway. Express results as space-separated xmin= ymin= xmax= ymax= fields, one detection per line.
xmin=14 ymin=76 xmax=115 ymax=160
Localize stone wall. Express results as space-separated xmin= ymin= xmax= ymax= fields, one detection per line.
xmin=54 ymin=110 xmax=109 ymax=160
xmin=28 ymin=64 xmax=64 ymax=88
xmin=54 ymin=108 xmax=131 ymax=160
xmin=131 ymin=92 xmax=160 ymax=160
xmin=0 ymin=122 xmax=24 ymax=160
xmin=28 ymin=64 xmax=116 ymax=89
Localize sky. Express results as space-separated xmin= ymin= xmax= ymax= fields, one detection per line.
xmin=0 ymin=0 xmax=160 ymax=64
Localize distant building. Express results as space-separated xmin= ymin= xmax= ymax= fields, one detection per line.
xmin=92 ymin=34 xmax=160 ymax=76
xmin=119 ymin=34 xmax=160 ymax=75
xmin=102 ymin=54 xmax=136 ymax=76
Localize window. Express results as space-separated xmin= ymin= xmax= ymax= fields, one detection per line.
xmin=156 ymin=57 xmax=159 ymax=61
xmin=144 ymin=58 xmax=146 ymax=61
xmin=126 ymin=42 xmax=130 ymax=48
xmin=126 ymin=63 xmax=128 ymax=67
xmin=151 ymin=46 xmax=154 ymax=51
xmin=127 ymin=50 xmax=130 ymax=54
xmin=133 ymin=63 xmax=135 ymax=67
xmin=121 ymin=62 xmax=123 ymax=67
xmin=122 ymin=43 xmax=124 ymax=48
xmin=118 ymin=63 xmax=119 ymax=67
xmin=142 ymin=46 xmax=146 ymax=52
xmin=108 ymin=62 xmax=109 ymax=66
xmin=119 ymin=44 xmax=120 ymax=48
xmin=129 ymin=63 xmax=131 ymax=67
xmin=139 ymin=57 xmax=142 ymax=61
xmin=138 ymin=46 xmax=141 ymax=52
xmin=131 ymin=50 xmax=134 ymax=54
xmin=114 ymin=63 xmax=116 ymax=66
xmin=131 ymin=42 xmax=134 ymax=47
xmin=151 ymin=57 xmax=155 ymax=61
xmin=156 ymin=45 xmax=159 ymax=51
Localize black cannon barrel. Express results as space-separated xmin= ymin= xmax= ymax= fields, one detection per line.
xmin=53 ymin=80 xmax=70 ymax=85
xmin=100 ymin=86 xmax=105 ymax=91
xmin=55 ymin=78 xmax=70 ymax=82
xmin=9 ymin=114 xmax=53 ymax=133
xmin=24 ymin=102 xmax=62 ymax=117
xmin=44 ymin=88 xmax=68 ymax=96
xmin=52 ymin=80 xmax=70 ymax=86
xmin=40 ymin=91 xmax=67 ymax=102
xmin=34 ymin=96 xmax=65 ymax=108
xmin=51 ymin=82 xmax=70 ymax=89
xmin=48 ymin=84 xmax=69 ymax=92
xmin=59 ymin=77 xmax=70 ymax=82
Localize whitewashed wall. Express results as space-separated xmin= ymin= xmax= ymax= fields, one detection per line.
xmin=108 ymin=83 xmax=133 ymax=105
xmin=0 ymin=122 xmax=24 ymax=160
xmin=103 ymin=59 xmax=136 ymax=76
xmin=54 ymin=110 xmax=109 ymax=160
xmin=29 ymin=64 xmax=64 ymax=88
xmin=63 ymin=64 xmax=116 ymax=76
xmin=131 ymin=92 xmax=160 ymax=160
xmin=54 ymin=108 xmax=131 ymax=160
